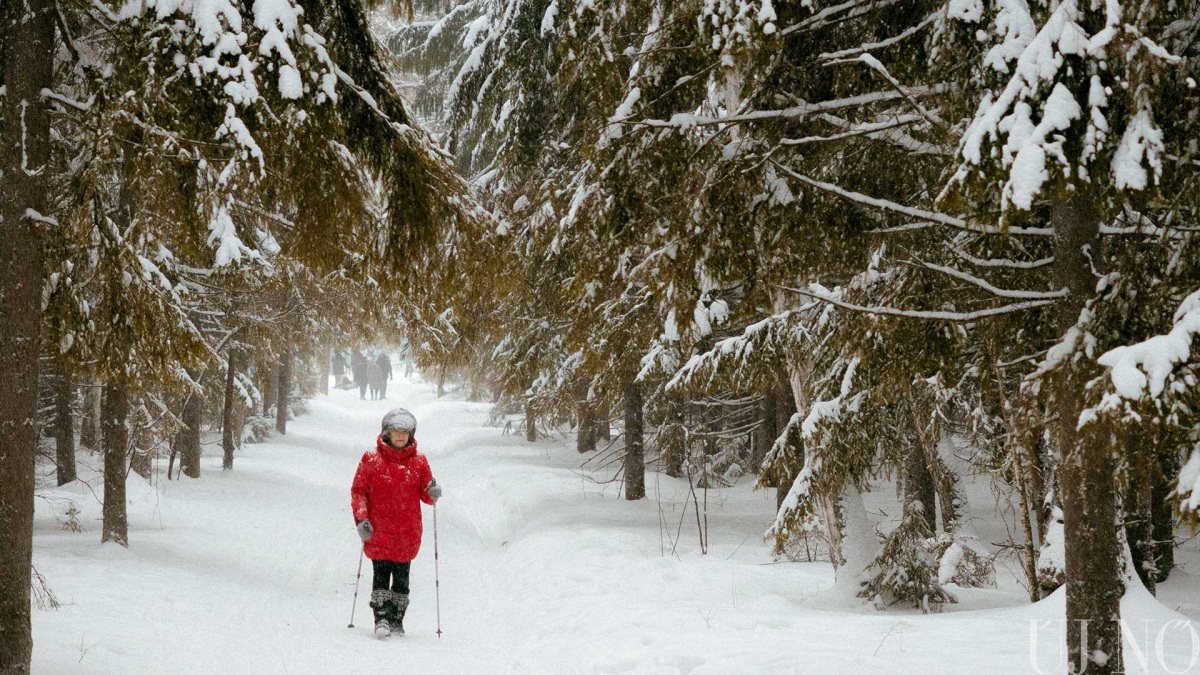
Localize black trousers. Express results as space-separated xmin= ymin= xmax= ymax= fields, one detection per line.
xmin=372 ymin=559 xmax=410 ymax=595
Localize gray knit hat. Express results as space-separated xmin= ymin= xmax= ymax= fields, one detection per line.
xmin=381 ymin=408 xmax=417 ymax=436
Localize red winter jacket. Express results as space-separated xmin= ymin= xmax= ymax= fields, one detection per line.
xmin=351 ymin=436 xmax=436 ymax=562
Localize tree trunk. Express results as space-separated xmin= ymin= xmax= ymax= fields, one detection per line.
xmin=774 ymin=368 xmax=798 ymax=512
xmin=128 ymin=407 xmax=153 ymax=480
xmin=576 ymin=397 xmax=596 ymax=454
xmin=1030 ymin=429 xmax=1050 ymax=539
xmin=276 ymin=347 xmax=291 ymax=435
xmin=1053 ymin=195 xmax=1121 ymax=674
xmin=623 ymin=379 xmax=645 ymax=500
xmin=437 ymin=362 xmax=447 ymax=398
xmin=101 ymin=379 xmax=130 ymax=547
xmin=661 ymin=395 xmax=685 ymax=478
xmin=80 ymin=382 xmax=101 ymax=452
xmin=524 ymin=400 xmax=537 ymax=442
xmin=319 ymin=344 xmax=330 ymax=396
xmin=0 ymin=0 xmax=54 ymax=667
xmin=55 ymin=368 xmax=77 ymax=485
xmin=261 ymin=362 xmax=276 ymax=417
xmin=903 ymin=440 xmax=937 ymax=530
xmin=180 ymin=370 xmax=203 ymax=479
xmin=223 ymin=351 xmax=239 ymax=470
xmin=1125 ymin=425 xmax=1156 ymax=593
xmin=1151 ymin=448 xmax=1178 ymax=583
xmin=752 ymin=389 xmax=776 ymax=474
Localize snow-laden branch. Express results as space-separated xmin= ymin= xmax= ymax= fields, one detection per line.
xmin=1095 ymin=289 xmax=1200 ymax=403
xmin=778 ymin=283 xmax=1056 ymax=322
xmin=665 ymin=303 xmax=819 ymax=392
xmin=777 ymin=117 xmax=917 ymax=147
xmin=915 ymin=259 xmax=1068 ymax=300
xmin=825 ymin=54 xmax=946 ymax=131
xmin=634 ymin=87 xmax=943 ymax=129
xmin=40 ymin=88 xmax=93 ymax=111
xmin=818 ymin=10 xmax=942 ymax=61
xmin=780 ymin=0 xmax=907 ymax=36
xmin=813 ymin=112 xmax=945 ymax=156
xmin=770 ymin=161 xmax=1054 ymax=236
xmin=951 ymin=246 xmax=1054 ymax=269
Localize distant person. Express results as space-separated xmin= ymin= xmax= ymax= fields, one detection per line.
xmin=331 ymin=351 xmax=348 ymax=388
xmin=351 ymin=409 xmax=442 ymax=638
xmin=375 ymin=354 xmax=393 ymax=399
xmin=367 ymin=362 xmax=385 ymax=401
xmin=352 ymin=350 xmax=369 ymax=400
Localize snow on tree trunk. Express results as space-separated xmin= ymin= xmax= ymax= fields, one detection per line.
xmin=101 ymin=379 xmax=130 ymax=547
xmin=55 ymin=368 xmax=77 ymax=486
xmin=1053 ymin=194 xmax=1122 ymax=675
xmin=0 ymin=0 xmax=54 ymax=665
xmin=276 ymin=348 xmax=292 ymax=436
xmin=223 ymin=351 xmax=239 ymax=470
xmin=780 ymin=347 xmax=873 ymax=577
xmin=623 ymin=379 xmax=646 ymax=501
xmin=833 ymin=484 xmax=878 ymax=593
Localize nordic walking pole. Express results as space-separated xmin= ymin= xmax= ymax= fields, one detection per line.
xmin=348 ymin=548 xmax=365 ymax=628
xmin=434 ymin=502 xmax=442 ymax=638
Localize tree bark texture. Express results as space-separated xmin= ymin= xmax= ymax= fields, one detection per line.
xmin=54 ymin=368 xmax=76 ymax=485
xmin=524 ymin=400 xmax=537 ymax=442
xmin=903 ymin=440 xmax=937 ymax=531
xmin=1151 ymin=449 xmax=1178 ymax=583
xmin=753 ymin=389 xmax=776 ymax=475
xmin=101 ymin=379 xmax=130 ymax=547
xmin=79 ymin=382 xmax=100 ymax=452
xmin=319 ymin=345 xmax=330 ymax=396
xmin=180 ymin=370 xmax=203 ymax=479
xmin=576 ymin=398 xmax=596 ymax=454
xmin=261 ymin=363 xmax=276 ymax=417
xmin=0 ymin=1 xmax=55 ymax=670
xmin=623 ymin=379 xmax=645 ymax=500
xmin=1053 ymin=195 xmax=1122 ymax=675
xmin=1124 ymin=425 xmax=1156 ymax=594
xmin=661 ymin=395 xmax=685 ymax=478
xmin=276 ymin=348 xmax=292 ymax=435
xmin=223 ymin=351 xmax=239 ymax=469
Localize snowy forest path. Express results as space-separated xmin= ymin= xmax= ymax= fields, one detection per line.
xmin=30 ymin=375 xmax=1200 ymax=674
xmin=30 ymin=377 xmax=517 ymax=673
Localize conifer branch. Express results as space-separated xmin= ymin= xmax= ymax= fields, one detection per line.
xmin=777 ymin=284 xmax=1057 ymax=322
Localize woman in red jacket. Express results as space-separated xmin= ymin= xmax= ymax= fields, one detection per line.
xmin=351 ymin=408 xmax=441 ymax=637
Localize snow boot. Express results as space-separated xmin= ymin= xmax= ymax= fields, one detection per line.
xmin=389 ymin=594 xmax=409 ymax=636
xmin=369 ymin=590 xmax=393 ymax=638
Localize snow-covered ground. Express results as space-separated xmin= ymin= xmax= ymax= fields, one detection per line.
xmin=30 ymin=375 xmax=1200 ymax=673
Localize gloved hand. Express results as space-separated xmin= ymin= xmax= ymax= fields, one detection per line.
xmin=427 ymin=480 xmax=442 ymax=502
xmin=357 ymin=519 xmax=373 ymax=542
